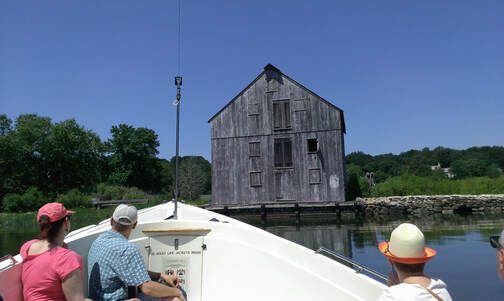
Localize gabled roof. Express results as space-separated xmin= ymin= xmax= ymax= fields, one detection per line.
xmin=208 ymin=64 xmax=345 ymax=133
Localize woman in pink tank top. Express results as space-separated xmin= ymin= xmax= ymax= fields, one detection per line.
xmin=20 ymin=202 xmax=91 ymax=301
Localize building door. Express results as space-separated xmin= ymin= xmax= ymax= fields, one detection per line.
xmin=273 ymin=137 xmax=296 ymax=201
xmin=274 ymin=169 xmax=296 ymax=201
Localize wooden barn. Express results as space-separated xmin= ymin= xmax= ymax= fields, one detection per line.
xmin=208 ymin=64 xmax=346 ymax=207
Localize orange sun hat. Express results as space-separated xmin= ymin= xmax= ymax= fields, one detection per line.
xmin=378 ymin=223 xmax=437 ymax=264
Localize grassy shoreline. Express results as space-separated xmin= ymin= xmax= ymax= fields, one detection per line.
xmin=0 ymin=199 xmax=209 ymax=232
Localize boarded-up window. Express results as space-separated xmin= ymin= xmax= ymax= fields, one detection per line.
xmin=293 ymin=98 xmax=307 ymax=112
xmin=273 ymin=101 xmax=291 ymax=130
xmin=248 ymin=103 xmax=260 ymax=115
xmin=307 ymin=138 xmax=318 ymax=153
xmin=274 ymin=138 xmax=293 ymax=168
xmin=309 ymin=169 xmax=321 ymax=184
xmin=250 ymin=171 xmax=262 ymax=187
xmin=249 ymin=142 xmax=260 ymax=157
xmin=248 ymin=115 xmax=259 ymax=135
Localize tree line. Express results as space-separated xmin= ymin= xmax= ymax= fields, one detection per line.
xmin=2 ymin=113 xmax=503 ymax=211
xmin=345 ymin=146 xmax=504 ymax=200
xmin=0 ymin=114 xmax=211 ymax=212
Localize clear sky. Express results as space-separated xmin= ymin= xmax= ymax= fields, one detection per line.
xmin=1 ymin=1 xmax=503 ymax=160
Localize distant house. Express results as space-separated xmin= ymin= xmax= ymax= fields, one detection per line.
xmin=430 ymin=163 xmax=455 ymax=178
xmin=208 ymin=64 xmax=346 ymax=206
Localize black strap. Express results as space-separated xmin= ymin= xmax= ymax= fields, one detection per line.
xmin=425 ymin=287 xmax=443 ymax=301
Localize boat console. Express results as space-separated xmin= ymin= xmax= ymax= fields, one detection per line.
xmin=142 ymin=227 xmax=211 ymax=300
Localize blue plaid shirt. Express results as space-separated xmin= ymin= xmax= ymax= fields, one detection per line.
xmin=88 ymin=230 xmax=150 ymax=301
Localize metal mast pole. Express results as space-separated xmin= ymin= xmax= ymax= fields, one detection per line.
xmin=173 ymin=0 xmax=182 ymax=220
xmin=174 ymin=76 xmax=182 ymax=219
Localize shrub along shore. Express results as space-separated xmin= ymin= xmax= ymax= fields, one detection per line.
xmin=1 ymin=182 xmax=209 ymax=213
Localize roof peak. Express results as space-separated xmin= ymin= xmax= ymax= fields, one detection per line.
xmin=264 ymin=63 xmax=281 ymax=73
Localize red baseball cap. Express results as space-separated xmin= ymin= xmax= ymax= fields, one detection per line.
xmin=37 ymin=202 xmax=75 ymax=223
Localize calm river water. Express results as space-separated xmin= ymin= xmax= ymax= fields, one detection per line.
xmin=2 ymin=212 xmax=503 ymax=300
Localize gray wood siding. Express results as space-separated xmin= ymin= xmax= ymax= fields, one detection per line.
xmin=210 ymin=66 xmax=346 ymax=205
xmin=211 ymin=73 xmax=344 ymax=139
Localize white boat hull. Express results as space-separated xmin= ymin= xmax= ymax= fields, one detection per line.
xmin=0 ymin=202 xmax=385 ymax=300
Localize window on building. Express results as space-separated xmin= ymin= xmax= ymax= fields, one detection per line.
xmin=248 ymin=115 xmax=259 ymax=135
xmin=309 ymin=169 xmax=321 ymax=184
xmin=307 ymin=138 xmax=319 ymax=153
xmin=274 ymin=138 xmax=293 ymax=168
xmin=249 ymin=142 xmax=261 ymax=157
xmin=248 ymin=103 xmax=260 ymax=115
xmin=293 ymin=98 xmax=307 ymax=112
xmin=273 ymin=101 xmax=291 ymax=130
xmin=250 ymin=171 xmax=262 ymax=187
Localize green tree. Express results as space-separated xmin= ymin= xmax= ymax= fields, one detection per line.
xmin=346 ymin=151 xmax=374 ymax=167
xmin=44 ymin=119 xmax=103 ymax=193
xmin=345 ymin=172 xmax=362 ymax=201
xmin=10 ymin=114 xmax=53 ymax=194
xmin=432 ymin=146 xmax=459 ymax=168
xmin=177 ymin=156 xmax=210 ymax=199
xmin=451 ymin=159 xmax=487 ymax=178
xmin=399 ymin=149 xmax=435 ymax=176
xmin=0 ymin=114 xmax=12 ymax=136
xmin=159 ymin=159 xmax=174 ymax=193
xmin=2 ymin=187 xmax=47 ymax=212
xmin=365 ymin=154 xmax=403 ymax=182
xmin=486 ymin=163 xmax=503 ymax=178
xmin=0 ymin=125 xmax=17 ymax=200
xmin=107 ymin=124 xmax=162 ymax=192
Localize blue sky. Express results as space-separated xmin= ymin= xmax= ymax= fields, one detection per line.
xmin=1 ymin=1 xmax=503 ymax=160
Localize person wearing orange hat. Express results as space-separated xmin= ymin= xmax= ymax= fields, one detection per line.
xmin=19 ymin=202 xmax=94 ymax=301
xmin=377 ymin=223 xmax=453 ymax=301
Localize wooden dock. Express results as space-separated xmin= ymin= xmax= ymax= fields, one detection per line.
xmin=91 ymin=198 xmax=148 ymax=209
xmin=204 ymin=201 xmax=361 ymax=223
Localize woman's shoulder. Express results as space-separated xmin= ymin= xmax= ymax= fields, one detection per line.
xmin=19 ymin=239 xmax=39 ymax=258
xmin=54 ymin=246 xmax=81 ymax=258
xmin=48 ymin=247 xmax=83 ymax=270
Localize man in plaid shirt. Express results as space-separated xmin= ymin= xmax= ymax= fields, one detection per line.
xmin=88 ymin=204 xmax=185 ymax=301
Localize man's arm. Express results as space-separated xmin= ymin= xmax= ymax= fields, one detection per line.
xmin=139 ymin=280 xmax=186 ymax=301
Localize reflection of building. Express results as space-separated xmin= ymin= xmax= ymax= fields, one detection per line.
xmin=209 ymin=64 xmax=346 ymax=206
xmin=268 ymin=225 xmax=353 ymax=258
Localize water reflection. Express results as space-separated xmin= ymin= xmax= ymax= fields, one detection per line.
xmin=2 ymin=212 xmax=503 ymax=300
xmin=267 ymin=225 xmax=353 ymax=257
xmin=245 ymin=213 xmax=504 ymax=301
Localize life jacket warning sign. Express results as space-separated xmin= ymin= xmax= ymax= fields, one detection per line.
xmin=143 ymin=228 xmax=210 ymax=301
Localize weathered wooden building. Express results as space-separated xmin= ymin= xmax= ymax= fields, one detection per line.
xmin=208 ymin=64 xmax=346 ymax=206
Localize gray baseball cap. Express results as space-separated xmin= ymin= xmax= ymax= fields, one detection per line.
xmin=112 ymin=204 xmax=138 ymax=226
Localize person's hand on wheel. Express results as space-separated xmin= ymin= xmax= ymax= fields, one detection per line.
xmin=160 ymin=273 xmax=179 ymax=287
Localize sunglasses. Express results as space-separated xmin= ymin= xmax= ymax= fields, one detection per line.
xmin=490 ymin=236 xmax=503 ymax=250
